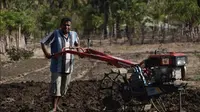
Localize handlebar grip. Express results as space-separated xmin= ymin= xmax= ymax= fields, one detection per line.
xmin=50 ymin=53 xmax=55 ymax=58
xmin=50 ymin=47 xmax=85 ymax=58
xmin=62 ymin=47 xmax=84 ymax=52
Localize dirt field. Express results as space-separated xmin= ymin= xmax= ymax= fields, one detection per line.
xmin=0 ymin=41 xmax=200 ymax=112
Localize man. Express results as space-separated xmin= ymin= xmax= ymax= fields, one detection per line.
xmin=40 ymin=17 xmax=79 ymax=112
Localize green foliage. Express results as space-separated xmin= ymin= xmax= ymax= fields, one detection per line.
xmin=6 ymin=47 xmax=34 ymax=61
xmin=6 ymin=47 xmax=21 ymax=61
xmin=0 ymin=11 xmax=6 ymax=35
xmin=0 ymin=9 xmax=37 ymax=35
xmin=1 ymin=10 xmax=20 ymax=30
xmin=21 ymin=49 xmax=34 ymax=59
xmin=91 ymin=14 xmax=104 ymax=29
xmin=164 ymin=0 xmax=200 ymax=25
xmin=20 ymin=10 xmax=37 ymax=34
xmin=0 ymin=0 xmax=200 ymax=40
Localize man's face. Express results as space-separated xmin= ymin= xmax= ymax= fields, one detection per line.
xmin=61 ymin=21 xmax=71 ymax=34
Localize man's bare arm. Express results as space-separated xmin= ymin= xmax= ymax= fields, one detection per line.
xmin=74 ymin=41 xmax=80 ymax=52
xmin=41 ymin=43 xmax=51 ymax=59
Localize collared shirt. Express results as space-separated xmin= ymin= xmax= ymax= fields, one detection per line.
xmin=40 ymin=29 xmax=79 ymax=73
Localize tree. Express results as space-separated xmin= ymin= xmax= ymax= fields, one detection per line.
xmin=168 ymin=0 xmax=200 ymax=42
xmin=197 ymin=0 xmax=200 ymax=7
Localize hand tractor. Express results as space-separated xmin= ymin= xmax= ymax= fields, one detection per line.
xmin=52 ymin=47 xmax=188 ymax=112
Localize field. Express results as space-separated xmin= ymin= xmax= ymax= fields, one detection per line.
xmin=0 ymin=40 xmax=200 ymax=112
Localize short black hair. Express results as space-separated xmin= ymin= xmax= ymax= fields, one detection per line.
xmin=60 ymin=17 xmax=71 ymax=25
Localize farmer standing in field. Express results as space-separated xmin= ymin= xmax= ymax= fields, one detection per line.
xmin=40 ymin=17 xmax=79 ymax=112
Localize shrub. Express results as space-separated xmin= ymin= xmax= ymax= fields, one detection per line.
xmin=21 ymin=49 xmax=34 ymax=59
xmin=6 ymin=47 xmax=34 ymax=61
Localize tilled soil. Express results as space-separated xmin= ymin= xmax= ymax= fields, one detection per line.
xmin=0 ymin=80 xmax=200 ymax=112
xmin=1 ymin=47 xmax=200 ymax=112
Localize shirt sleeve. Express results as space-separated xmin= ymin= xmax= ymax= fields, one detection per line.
xmin=74 ymin=32 xmax=79 ymax=46
xmin=40 ymin=31 xmax=55 ymax=45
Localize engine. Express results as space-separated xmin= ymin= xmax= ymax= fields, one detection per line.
xmin=142 ymin=52 xmax=187 ymax=84
xmin=150 ymin=66 xmax=186 ymax=84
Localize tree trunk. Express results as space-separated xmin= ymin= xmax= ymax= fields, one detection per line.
xmin=191 ymin=27 xmax=196 ymax=42
xmin=171 ymin=29 xmax=175 ymax=42
xmin=141 ymin=23 xmax=145 ymax=44
xmin=18 ymin=24 xmax=21 ymax=48
xmin=6 ymin=31 xmax=11 ymax=49
xmin=197 ymin=0 xmax=200 ymax=7
xmin=187 ymin=23 xmax=192 ymax=42
xmin=197 ymin=25 xmax=200 ymax=42
xmin=15 ymin=33 xmax=18 ymax=49
xmin=15 ymin=25 xmax=21 ymax=49
xmin=58 ymin=0 xmax=64 ymax=8
xmin=151 ymin=26 xmax=156 ymax=43
xmin=48 ymin=0 xmax=54 ymax=8
xmin=113 ymin=23 xmax=116 ymax=39
xmin=181 ymin=24 xmax=185 ymax=41
xmin=116 ymin=16 xmax=121 ymax=39
xmin=0 ymin=0 xmax=3 ymax=9
xmin=126 ymin=25 xmax=130 ymax=41
xmin=0 ymin=52 xmax=1 ymax=81
xmin=161 ymin=24 xmax=166 ymax=43
xmin=129 ymin=26 xmax=135 ymax=45
xmin=0 ymin=0 xmax=7 ymax=9
xmin=103 ymin=0 xmax=109 ymax=39
xmin=100 ymin=29 xmax=104 ymax=46
xmin=17 ymin=24 xmax=25 ymax=48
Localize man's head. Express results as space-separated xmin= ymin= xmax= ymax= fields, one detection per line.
xmin=60 ymin=17 xmax=71 ymax=34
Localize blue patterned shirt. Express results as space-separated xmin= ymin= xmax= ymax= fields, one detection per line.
xmin=40 ymin=29 xmax=79 ymax=73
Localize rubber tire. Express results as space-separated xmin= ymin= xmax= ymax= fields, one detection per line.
xmin=181 ymin=66 xmax=186 ymax=80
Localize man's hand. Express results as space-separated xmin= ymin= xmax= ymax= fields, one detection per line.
xmin=78 ymin=55 xmax=84 ymax=58
xmin=45 ymin=53 xmax=52 ymax=59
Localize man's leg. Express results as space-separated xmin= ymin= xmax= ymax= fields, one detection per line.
xmin=61 ymin=73 xmax=72 ymax=95
xmin=51 ymin=73 xmax=71 ymax=112
xmin=52 ymin=96 xmax=61 ymax=111
xmin=50 ymin=73 xmax=62 ymax=112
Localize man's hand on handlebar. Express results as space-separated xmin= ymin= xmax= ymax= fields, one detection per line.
xmin=48 ymin=47 xmax=85 ymax=59
xmin=45 ymin=53 xmax=52 ymax=59
xmin=78 ymin=54 xmax=84 ymax=58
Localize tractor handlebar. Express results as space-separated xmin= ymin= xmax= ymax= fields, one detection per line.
xmin=61 ymin=47 xmax=85 ymax=52
xmin=50 ymin=47 xmax=138 ymax=68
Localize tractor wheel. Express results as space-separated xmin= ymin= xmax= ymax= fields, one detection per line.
xmin=98 ymin=68 xmax=127 ymax=111
xmin=181 ymin=66 xmax=186 ymax=80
